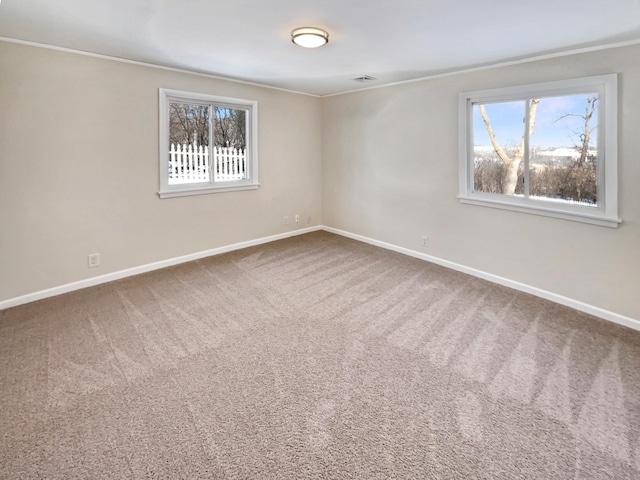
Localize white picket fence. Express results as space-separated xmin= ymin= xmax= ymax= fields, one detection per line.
xmin=168 ymin=143 xmax=246 ymax=184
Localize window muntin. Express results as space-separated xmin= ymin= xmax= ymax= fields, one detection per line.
xmin=459 ymin=75 xmax=619 ymax=228
xmin=159 ymin=89 xmax=258 ymax=198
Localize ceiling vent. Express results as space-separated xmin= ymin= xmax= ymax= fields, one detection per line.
xmin=352 ymin=75 xmax=377 ymax=82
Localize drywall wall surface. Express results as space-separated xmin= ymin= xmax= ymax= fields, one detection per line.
xmin=322 ymin=44 xmax=640 ymax=320
xmin=0 ymin=41 xmax=322 ymax=302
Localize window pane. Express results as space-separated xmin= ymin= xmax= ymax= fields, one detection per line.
xmin=459 ymin=75 xmax=617 ymax=226
xmin=529 ymin=94 xmax=598 ymax=206
xmin=168 ymin=102 xmax=210 ymax=185
xmin=472 ymin=101 xmax=526 ymax=195
xmin=213 ymin=106 xmax=247 ymax=182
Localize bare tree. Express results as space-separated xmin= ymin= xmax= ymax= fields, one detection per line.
xmin=169 ymin=103 xmax=209 ymax=146
xmin=556 ymin=96 xmax=597 ymax=167
xmin=553 ymin=96 xmax=598 ymax=202
xmin=479 ymin=99 xmax=540 ymax=195
xmin=214 ymin=107 xmax=246 ymax=149
xmin=475 ymin=96 xmax=598 ymax=204
xmin=168 ymin=103 xmax=247 ymax=150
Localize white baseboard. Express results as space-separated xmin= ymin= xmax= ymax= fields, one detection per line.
xmin=322 ymin=226 xmax=640 ymax=333
xmin=0 ymin=226 xmax=322 ymax=311
xmin=3 ymin=224 xmax=639 ymax=334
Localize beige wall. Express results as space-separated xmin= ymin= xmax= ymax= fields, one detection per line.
xmin=2 ymin=40 xmax=638 ymax=322
xmin=0 ymin=42 xmax=322 ymax=302
xmin=322 ymin=44 xmax=640 ymax=320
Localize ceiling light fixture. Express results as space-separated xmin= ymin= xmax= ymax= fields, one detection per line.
xmin=291 ymin=27 xmax=329 ymax=48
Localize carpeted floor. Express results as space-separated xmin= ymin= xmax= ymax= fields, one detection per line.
xmin=1 ymin=231 xmax=640 ymax=479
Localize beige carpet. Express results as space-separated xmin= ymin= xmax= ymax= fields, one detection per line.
xmin=1 ymin=231 xmax=640 ymax=479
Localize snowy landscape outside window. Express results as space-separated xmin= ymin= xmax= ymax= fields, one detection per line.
xmin=458 ymin=75 xmax=620 ymax=228
xmin=159 ymin=89 xmax=258 ymax=198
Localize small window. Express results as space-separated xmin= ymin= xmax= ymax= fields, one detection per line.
xmin=458 ymin=75 xmax=620 ymax=228
xmin=159 ymin=89 xmax=258 ymax=198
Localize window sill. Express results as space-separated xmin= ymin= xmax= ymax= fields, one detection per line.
xmin=458 ymin=195 xmax=621 ymax=228
xmin=159 ymin=183 xmax=260 ymax=199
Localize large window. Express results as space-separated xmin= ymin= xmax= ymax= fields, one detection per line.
xmin=159 ymin=89 xmax=258 ymax=198
xmin=458 ymin=75 xmax=619 ymax=227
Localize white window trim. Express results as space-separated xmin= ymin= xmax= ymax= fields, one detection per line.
xmin=458 ymin=74 xmax=620 ymax=228
xmin=158 ymin=88 xmax=259 ymax=198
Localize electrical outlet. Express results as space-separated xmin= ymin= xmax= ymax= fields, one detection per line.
xmin=307 ymin=215 xmax=311 ymax=224
xmin=422 ymin=236 xmax=428 ymax=247
xmin=284 ymin=216 xmax=289 ymax=225
xmin=88 ymin=253 xmax=100 ymax=268
xmin=295 ymin=214 xmax=300 ymax=223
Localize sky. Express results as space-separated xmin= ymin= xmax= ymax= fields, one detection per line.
xmin=473 ymin=93 xmax=598 ymax=149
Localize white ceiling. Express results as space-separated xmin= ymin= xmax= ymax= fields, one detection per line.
xmin=1 ymin=0 xmax=639 ymax=96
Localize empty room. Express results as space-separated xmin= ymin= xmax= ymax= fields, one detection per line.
xmin=1 ymin=0 xmax=639 ymax=478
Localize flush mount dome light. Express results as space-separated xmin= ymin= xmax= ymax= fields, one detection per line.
xmin=291 ymin=27 xmax=329 ymax=48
